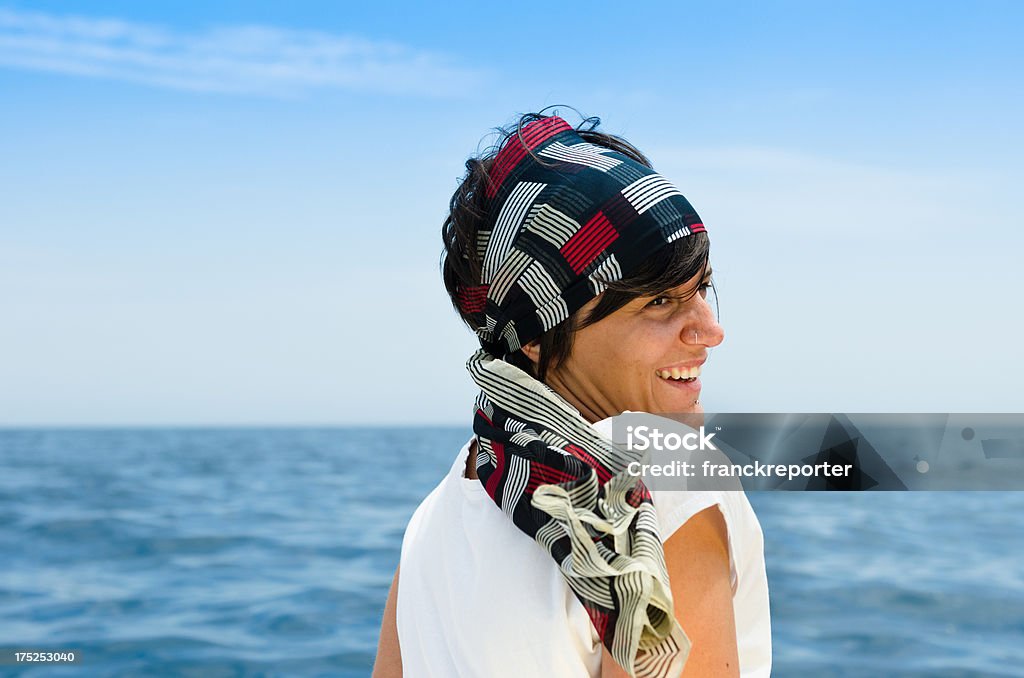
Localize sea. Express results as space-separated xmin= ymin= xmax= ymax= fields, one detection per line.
xmin=0 ymin=428 xmax=1021 ymax=677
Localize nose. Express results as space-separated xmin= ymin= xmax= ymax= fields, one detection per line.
xmin=683 ymin=294 xmax=725 ymax=347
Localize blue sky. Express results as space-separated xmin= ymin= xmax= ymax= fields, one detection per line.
xmin=2 ymin=1 xmax=1022 ymax=425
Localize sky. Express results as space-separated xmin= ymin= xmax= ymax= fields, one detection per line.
xmin=2 ymin=1 xmax=1022 ymax=425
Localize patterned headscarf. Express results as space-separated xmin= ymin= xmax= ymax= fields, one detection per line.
xmin=461 ymin=116 xmax=707 ymax=677
xmin=457 ymin=115 xmax=705 ymax=357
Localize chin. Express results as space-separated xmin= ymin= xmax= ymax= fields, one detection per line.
xmin=652 ymin=396 xmax=702 ymax=416
xmin=662 ymin=400 xmax=705 ymax=430
xmin=682 ymin=400 xmax=704 ymax=417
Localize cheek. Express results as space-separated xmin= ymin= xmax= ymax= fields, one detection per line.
xmin=575 ymin=339 xmax=637 ymax=393
xmin=615 ymin=342 xmax=662 ymax=392
xmin=630 ymin=325 xmax=678 ymax=365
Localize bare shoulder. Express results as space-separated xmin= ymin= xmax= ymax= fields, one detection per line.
xmin=663 ymin=505 xmax=739 ymax=678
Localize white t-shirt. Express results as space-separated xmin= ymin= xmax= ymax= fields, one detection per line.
xmin=397 ymin=423 xmax=772 ymax=677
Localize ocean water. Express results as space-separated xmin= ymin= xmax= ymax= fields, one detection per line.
xmin=0 ymin=428 xmax=1021 ymax=677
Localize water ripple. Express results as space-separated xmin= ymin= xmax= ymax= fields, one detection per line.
xmin=1 ymin=429 xmax=1021 ymax=676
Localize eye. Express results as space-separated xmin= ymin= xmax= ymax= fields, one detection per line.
xmin=646 ymin=296 xmax=671 ymax=308
xmin=698 ymin=281 xmax=712 ymax=299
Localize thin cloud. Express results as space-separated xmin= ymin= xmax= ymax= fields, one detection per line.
xmin=0 ymin=7 xmax=485 ymax=96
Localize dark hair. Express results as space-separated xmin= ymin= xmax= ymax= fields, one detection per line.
xmin=441 ymin=112 xmax=710 ymax=381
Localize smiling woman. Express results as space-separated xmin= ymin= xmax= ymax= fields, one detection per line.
xmin=373 ymin=112 xmax=771 ymax=677
xmin=537 ymin=267 xmax=721 ymax=423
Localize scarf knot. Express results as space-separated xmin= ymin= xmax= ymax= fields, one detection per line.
xmin=468 ymin=349 xmax=690 ymax=678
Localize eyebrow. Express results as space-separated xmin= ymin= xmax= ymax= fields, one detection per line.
xmin=702 ymin=267 xmax=714 ymax=281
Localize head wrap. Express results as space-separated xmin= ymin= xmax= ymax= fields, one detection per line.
xmin=458 ymin=115 xmax=705 ymax=357
xmin=462 ymin=116 xmax=708 ymax=677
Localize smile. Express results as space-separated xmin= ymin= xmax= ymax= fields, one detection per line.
xmin=656 ymin=364 xmax=702 ymax=382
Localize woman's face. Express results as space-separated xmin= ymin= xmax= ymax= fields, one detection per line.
xmin=540 ymin=266 xmax=724 ymax=423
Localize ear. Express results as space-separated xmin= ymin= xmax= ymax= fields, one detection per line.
xmin=520 ymin=339 xmax=541 ymax=366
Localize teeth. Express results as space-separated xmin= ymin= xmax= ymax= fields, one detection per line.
xmin=657 ymin=365 xmax=702 ymax=380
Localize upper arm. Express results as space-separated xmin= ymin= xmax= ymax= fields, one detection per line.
xmin=601 ymin=645 xmax=632 ymax=678
xmin=600 ymin=505 xmax=738 ymax=678
xmin=372 ymin=566 xmax=403 ymax=678
xmin=665 ymin=504 xmax=739 ymax=678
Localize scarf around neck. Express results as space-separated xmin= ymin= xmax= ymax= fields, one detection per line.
xmin=468 ymin=350 xmax=689 ymax=677
xmin=457 ymin=115 xmax=708 ymax=676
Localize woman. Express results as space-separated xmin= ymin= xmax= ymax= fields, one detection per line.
xmin=374 ymin=113 xmax=771 ymax=677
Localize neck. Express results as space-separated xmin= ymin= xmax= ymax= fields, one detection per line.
xmin=463 ymin=438 xmax=479 ymax=479
xmin=540 ymin=372 xmax=612 ymax=424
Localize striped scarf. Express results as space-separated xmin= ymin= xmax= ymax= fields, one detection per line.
xmin=456 ymin=115 xmax=705 ymax=358
xmin=468 ymin=350 xmax=689 ymax=677
xmin=457 ymin=114 xmax=708 ymax=676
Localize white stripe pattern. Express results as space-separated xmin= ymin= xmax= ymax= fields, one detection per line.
xmin=540 ymin=430 xmax=572 ymax=449
xmin=467 ymin=350 xmax=691 ymax=677
xmin=588 ymin=253 xmax=622 ymax=294
xmin=534 ymin=296 xmax=570 ymax=332
xmin=538 ymin=141 xmax=623 ymax=171
xmin=519 ymin=262 xmax=568 ymax=331
xmin=524 ymin=203 xmax=581 ymax=248
xmin=505 ymin=418 xmax=529 ymax=434
xmin=475 ymin=229 xmax=491 ymax=260
xmin=477 ymin=437 xmax=495 ymax=467
xmin=567 ymin=565 xmax=618 ymax=609
xmin=510 ymin=432 xmax=539 ymax=448
xmin=473 ymin=391 xmax=489 ymax=414
xmin=500 ymin=322 xmax=521 ymax=352
xmin=489 ymin=249 xmax=533 ymax=304
xmin=621 ymin=173 xmax=684 ymax=215
xmin=665 ymin=224 xmax=692 ymax=242
xmin=536 ymin=519 xmax=567 ymax=552
xmin=500 ymin=454 xmax=530 ymax=516
xmin=482 ymin=181 xmax=546 ymax=283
